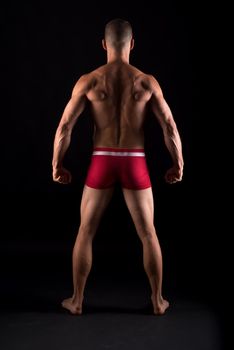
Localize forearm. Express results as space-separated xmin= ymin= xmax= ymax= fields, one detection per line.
xmin=52 ymin=124 xmax=72 ymax=169
xmin=163 ymin=122 xmax=184 ymax=169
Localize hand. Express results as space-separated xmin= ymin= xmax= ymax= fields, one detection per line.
xmin=53 ymin=167 xmax=72 ymax=184
xmin=165 ymin=165 xmax=183 ymax=184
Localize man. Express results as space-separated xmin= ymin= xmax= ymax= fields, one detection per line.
xmin=52 ymin=19 xmax=184 ymax=315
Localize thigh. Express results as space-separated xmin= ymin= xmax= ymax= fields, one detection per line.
xmin=122 ymin=187 xmax=155 ymax=239
xmin=80 ymin=185 xmax=114 ymax=229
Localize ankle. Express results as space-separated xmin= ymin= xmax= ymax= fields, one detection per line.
xmin=72 ymin=294 xmax=84 ymax=304
xmin=151 ymin=292 xmax=163 ymax=301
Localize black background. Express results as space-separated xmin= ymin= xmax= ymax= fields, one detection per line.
xmin=1 ymin=0 xmax=222 ymax=316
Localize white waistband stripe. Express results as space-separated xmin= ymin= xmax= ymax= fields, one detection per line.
xmin=92 ymin=151 xmax=145 ymax=157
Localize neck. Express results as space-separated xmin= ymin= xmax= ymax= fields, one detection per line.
xmin=107 ymin=49 xmax=130 ymax=63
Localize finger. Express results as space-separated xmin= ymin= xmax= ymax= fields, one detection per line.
xmin=165 ymin=176 xmax=176 ymax=184
xmin=60 ymin=175 xmax=70 ymax=184
xmin=65 ymin=174 xmax=71 ymax=183
xmin=63 ymin=176 xmax=69 ymax=184
xmin=171 ymin=178 xmax=182 ymax=184
xmin=174 ymin=176 xmax=182 ymax=182
xmin=64 ymin=173 xmax=72 ymax=183
xmin=58 ymin=176 xmax=66 ymax=183
xmin=64 ymin=174 xmax=69 ymax=183
xmin=165 ymin=178 xmax=174 ymax=184
xmin=54 ymin=177 xmax=62 ymax=182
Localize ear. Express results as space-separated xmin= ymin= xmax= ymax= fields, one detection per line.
xmin=102 ymin=39 xmax=107 ymax=50
xmin=130 ymin=38 xmax=135 ymax=50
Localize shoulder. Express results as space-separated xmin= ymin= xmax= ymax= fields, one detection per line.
xmin=72 ymin=65 xmax=108 ymax=93
xmin=72 ymin=72 xmax=96 ymax=95
xmin=138 ymin=74 xmax=163 ymax=99
xmin=130 ymin=67 xmax=162 ymax=92
xmin=141 ymin=75 xmax=164 ymax=99
xmin=144 ymin=74 xmax=162 ymax=92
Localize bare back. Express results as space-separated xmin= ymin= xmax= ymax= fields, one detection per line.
xmin=85 ymin=62 xmax=152 ymax=148
xmin=53 ymin=55 xmax=183 ymax=182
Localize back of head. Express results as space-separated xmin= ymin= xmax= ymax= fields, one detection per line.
xmin=105 ymin=18 xmax=133 ymax=48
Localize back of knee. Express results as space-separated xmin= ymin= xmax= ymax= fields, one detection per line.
xmin=138 ymin=224 xmax=156 ymax=241
xmin=79 ymin=223 xmax=96 ymax=238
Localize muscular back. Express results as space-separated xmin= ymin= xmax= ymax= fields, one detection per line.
xmin=53 ymin=56 xmax=183 ymax=182
xmin=85 ymin=62 xmax=152 ymax=148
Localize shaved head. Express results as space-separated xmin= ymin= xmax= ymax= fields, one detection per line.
xmin=104 ymin=19 xmax=133 ymax=48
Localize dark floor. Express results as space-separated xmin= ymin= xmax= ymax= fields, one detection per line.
xmin=0 ymin=272 xmax=225 ymax=350
xmin=0 ymin=238 xmax=226 ymax=350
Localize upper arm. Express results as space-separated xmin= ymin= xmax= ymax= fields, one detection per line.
xmin=58 ymin=74 xmax=91 ymax=129
xmin=149 ymin=75 xmax=175 ymax=129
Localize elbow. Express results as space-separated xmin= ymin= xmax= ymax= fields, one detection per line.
xmin=57 ymin=122 xmax=72 ymax=137
xmin=54 ymin=122 xmax=72 ymax=145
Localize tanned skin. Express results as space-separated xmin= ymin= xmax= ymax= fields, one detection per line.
xmin=52 ymin=31 xmax=183 ymax=315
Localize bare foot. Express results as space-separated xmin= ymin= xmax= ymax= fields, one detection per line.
xmin=61 ymin=297 xmax=83 ymax=315
xmin=151 ymin=295 xmax=169 ymax=315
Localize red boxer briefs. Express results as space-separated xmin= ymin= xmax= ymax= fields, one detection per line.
xmin=85 ymin=147 xmax=152 ymax=190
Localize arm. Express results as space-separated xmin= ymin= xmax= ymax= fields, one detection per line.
xmin=52 ymin=75 xmax=89 ymax=184
xmin=149 ymin=76 xmax=184 ymax=183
